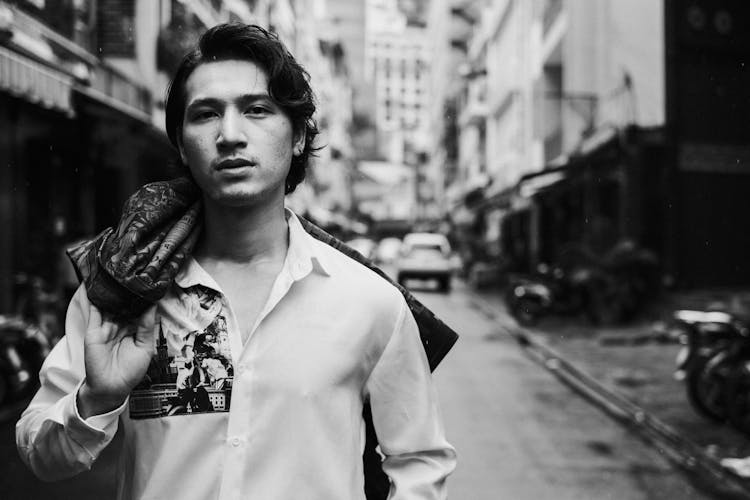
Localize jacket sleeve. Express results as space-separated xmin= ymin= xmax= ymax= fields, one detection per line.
xmin=15 ymin=286 xmax=126 ymax=481
xmin=364 ymin=300 xmax=457 ymax=499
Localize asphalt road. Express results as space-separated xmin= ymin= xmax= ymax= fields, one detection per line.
xmin=0 ymin=278 xmax=717 ymax=499
xmin=410 ymin=279 xmax=715 ymax=500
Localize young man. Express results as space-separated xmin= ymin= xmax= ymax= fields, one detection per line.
xmin=16 ymin=24 xmax=456 ymax=499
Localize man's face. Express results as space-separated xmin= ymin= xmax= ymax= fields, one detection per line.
xmin=178 ymin=59 xmax=304 ymax=207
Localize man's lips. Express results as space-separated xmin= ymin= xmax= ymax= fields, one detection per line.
xmin=215 ymin=158 xmax=255 ymax=170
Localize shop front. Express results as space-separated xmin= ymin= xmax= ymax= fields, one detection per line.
xmin=501 ymin=126 xmax=667 ymax=278
xmin=0 ymin=26 xmax=173 ymax=314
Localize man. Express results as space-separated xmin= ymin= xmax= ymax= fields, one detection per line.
xmin=16 ymin=23 xmax=456 ymax=499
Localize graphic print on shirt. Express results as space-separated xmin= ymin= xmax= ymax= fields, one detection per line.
xmin=128 ymin=286 xmax=234 ymax=419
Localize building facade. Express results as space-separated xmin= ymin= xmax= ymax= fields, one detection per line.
xmin=438 ymin=0 xmax=667 ymax=277
xmin=0 ymin=0 xmax=358 ymax=313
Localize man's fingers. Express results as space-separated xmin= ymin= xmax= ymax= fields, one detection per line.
xmin=87 ymin=304 xmax=156 ymax=347
xmin=134 ymin=306 xmax=158 ymax=348
xmin=86 ymin=305 xmax=120 ymax=341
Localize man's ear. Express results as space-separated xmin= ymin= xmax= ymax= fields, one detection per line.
xmin=293 ymin=129 xmax=306 ymax=156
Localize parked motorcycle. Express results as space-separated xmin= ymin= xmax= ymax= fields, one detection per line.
xmin=600 ymin=241 xmax=660 ymax=322
xmin=505 ymin=263 xmax=599 ymax=326
xmin=671 ymin=309 xmax=749 ymax=422
xmin=557 ymin=240 xmax=660 ymax=324
xmin=507 ymin=241 xmax=660 ymax=327
xmin=0 ymin=315 xmax=51 ymax=408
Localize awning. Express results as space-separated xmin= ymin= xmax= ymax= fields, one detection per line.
xmin=0 ymin=44 xmax=73 ymax=113
xmin=73 ymin=84 xmax=151 ymax=125
xmin=519 ymin=169 xmax=567 ymax=198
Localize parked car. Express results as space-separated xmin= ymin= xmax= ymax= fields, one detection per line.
xmin=395 ymin=233 xmax=454 ymax=292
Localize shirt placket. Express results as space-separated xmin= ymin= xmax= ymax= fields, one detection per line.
xmin=217 ymin=265 xmax=304 ymax=500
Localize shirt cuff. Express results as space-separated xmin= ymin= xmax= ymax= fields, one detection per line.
xmin=66 ymin=380 xmax=127 ymax=450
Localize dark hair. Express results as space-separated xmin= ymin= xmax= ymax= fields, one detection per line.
xmin=165 ymin=23 xmax=320 ymax=194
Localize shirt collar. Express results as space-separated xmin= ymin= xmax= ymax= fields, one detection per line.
xmin=285 ymin=208 xmax=333 ymax=279
xmin=174 ymin=208 xmax=332 ymax=290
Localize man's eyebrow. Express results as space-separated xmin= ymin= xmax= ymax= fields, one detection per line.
xmin=236 ymin=93 xmax=273 ymax=103
xmin=186 ymin=94 xmax=273 ymax=110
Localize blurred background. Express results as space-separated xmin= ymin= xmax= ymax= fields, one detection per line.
xmin=1 ymin=0 xmax=750 ymax=499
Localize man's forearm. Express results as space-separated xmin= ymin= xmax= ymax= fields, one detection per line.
xmin=16 ymin=288 xmax=124 ymax=481
xmin=17 ymin=385 xmax=121 ymax=481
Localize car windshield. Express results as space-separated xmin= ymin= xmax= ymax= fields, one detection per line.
xmin=406 ymin=247 xmax=445 ymax=259
xmin=402 ymin=233 xmax=451 ymax=255
xmin=410 ymin=243 xmax=444 ymax=252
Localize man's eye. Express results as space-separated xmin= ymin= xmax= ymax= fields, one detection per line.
xmin=191 ymin=111 xmax=217 ymax=121
xmin=246 ymin=106 xmax=270 ymax=115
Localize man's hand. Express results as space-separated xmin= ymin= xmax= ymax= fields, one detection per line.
xmin=78 ymin=306 xmax=158 ymax=419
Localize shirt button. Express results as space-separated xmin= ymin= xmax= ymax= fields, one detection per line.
xmin=231 ymin=437 xmax=241 ymax=447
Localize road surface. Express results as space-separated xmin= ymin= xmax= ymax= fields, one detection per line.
xmin=413 ymin=279 xmax=714 ymax=500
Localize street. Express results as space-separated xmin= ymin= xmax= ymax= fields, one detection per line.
xmin=1 ymin=1 xmax=748 ymax=498
xmin=0 ymin=278 xmax=716 ymax=500
xmin=410 ymin=279 xmax=714 ymax=500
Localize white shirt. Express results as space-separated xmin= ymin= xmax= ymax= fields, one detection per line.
xmin=16 ymin=210 xmax=456 ymax=500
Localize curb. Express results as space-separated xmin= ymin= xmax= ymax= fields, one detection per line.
xmin=468 ymin=292 xmax=750 ymax=499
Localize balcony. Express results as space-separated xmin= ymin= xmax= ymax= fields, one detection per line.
xmin=458 ymin=73 xmax=488 ymax=127
xmin=0 ymin=2 xmax=151 ymax=120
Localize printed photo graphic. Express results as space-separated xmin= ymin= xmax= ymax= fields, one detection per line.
xmin=129 ymin=288 xmax=234 ymax=419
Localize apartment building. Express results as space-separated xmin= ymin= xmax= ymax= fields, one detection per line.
xmin=365 ymin=0 xmax=430 ymax=165
xmin=442 ymin=0 xmax=666 ymax=274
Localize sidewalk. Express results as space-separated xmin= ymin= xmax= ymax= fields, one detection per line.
xmin=468 ymin=285 xmax=750 ymax=498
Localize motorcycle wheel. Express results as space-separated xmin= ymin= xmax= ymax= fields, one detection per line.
xmin=686 ymin=351 xmax=733 ymax=422
xmin=510 ymin=298 xmax=543 ymax=326
xmin=725 ymin=362 xmax=750 ymax=435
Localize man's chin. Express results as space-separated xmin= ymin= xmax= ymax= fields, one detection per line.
xmin=207 ymin=186 xmax=278 ymax=208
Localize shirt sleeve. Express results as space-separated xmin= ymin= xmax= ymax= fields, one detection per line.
xmin=15 ymin=286 xmax=127 ymax=482
xmin=364 ymin=300 xmax=457 ymax=500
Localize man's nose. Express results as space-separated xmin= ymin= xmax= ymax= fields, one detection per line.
xmin=216 ymin=110 xmax=247 ymax=149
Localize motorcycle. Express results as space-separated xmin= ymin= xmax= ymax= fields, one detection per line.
xmin=505 ymin=263 xmax=598 ymax=326
xmin=671 ymin=309 xmax=749 ymax=422
xmin=507 ymin=241 xmax=660 ymax=327
xmin=599 ymin=241 xmax=660 ymax=322
xmin=563 ymin=241 xmax=660 ymax=323
xmin=0 ymin=315 xmax=51 ymax=408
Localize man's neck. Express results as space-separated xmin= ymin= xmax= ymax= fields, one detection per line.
xmin=195 ymin=198 xmax=289 ymax=264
